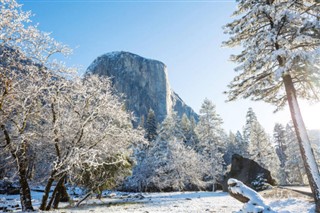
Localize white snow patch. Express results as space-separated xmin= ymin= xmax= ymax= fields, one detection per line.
xmin=0 ymin=188 xmax=315 ymax=212
xmin=228 ymin=178 xmax=276 ymax=213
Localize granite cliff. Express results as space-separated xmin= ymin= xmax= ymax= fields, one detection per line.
xmin=87 ymin=51 xmax=198 ymax=125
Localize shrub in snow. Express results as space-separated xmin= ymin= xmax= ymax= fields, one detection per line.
xmin=228 ymin=178 xmax=276 ymax=213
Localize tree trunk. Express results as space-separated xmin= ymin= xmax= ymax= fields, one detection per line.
xmin=17 ymin=157 xmax=34 ymax=212
xmin=59 ymin=182 xmax=70 ymax=202
xmin=76 ymin=192 xmax=92 ymax=207
xmin=283 ymin=74 xmax=320 ymax=212
xmin=45 ymin=175 xmax=65 ymax=210
xmin=52 ymin=179 xmax=69 ymax=209
xmin=52 ymin=187 xmax=61 ymax=209
xmin=1 ymin=125 xmax=34 ymax=211
xmin=40 ymin=175 xmax=55 ymax=210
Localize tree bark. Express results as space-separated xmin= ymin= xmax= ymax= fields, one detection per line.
xmin=45 ymin=175 xmax=65 ymax=210
xmin=76 ymin=192 xmax=92 ymax=207
xmin=39 ymin=174 xmax=55 ymax=210
xmin=52 ymin=186 xmax=61 ymax=209
xmin=17 ymin=155 xmax=34 ymax=212
xmin=59 ymin=182 xmax=70 ymax=202
xmin=1 ymin=125 xmax=34 ymax=211
xmin=283 ymin=74 xmax=320 ymax=212
xmin=52 ymin=178 xmax=69 ymax=209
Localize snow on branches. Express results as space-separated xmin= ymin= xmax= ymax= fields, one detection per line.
xmin=223 ymin=0 xmax=320 ymax=110
xmin=1 ymin=0 xmax=146 ymax=210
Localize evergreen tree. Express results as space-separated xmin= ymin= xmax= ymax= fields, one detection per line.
xmin=159 ymin=111 xmax=184 ymax=142
xmin=273 ymin=123 xmax=287 ymax=167
xmin=145 ymin=109 xmax=157 ymax=142
xmin=235 ymin=130 xmax=247 ymax=157
xmin=284 ymin=123 xmax=307 ymax=185
xmin=142 ymin=138 xmax=208 ymax=192
xmin=225 ymin=130 xmax=248 ymax=165
xmin=224 ymin=131 xmax=237 ymax=165
xmin=244 ymin=108 xmax=280 ymax=179
xmin=195 ymin=98 xmax=225 ymax=187
xmin=242 ymin=107 xmax=256 ymax=157
xmin=273 ymin=123 xmax=287 ymax=185
xmin=180 ymin=114 xmax=197 ymax=147
xmin=224 ymin=0 xmax=320 ymax=207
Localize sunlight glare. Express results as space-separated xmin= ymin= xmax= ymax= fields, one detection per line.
xmin=300 ymin=101 xmax=320 ymax=130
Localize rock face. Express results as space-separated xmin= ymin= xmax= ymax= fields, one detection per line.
xmin=87 ymin=51 xmax=198 ymax=125
xmin=221 ymin=154 xmax=276 ymax=192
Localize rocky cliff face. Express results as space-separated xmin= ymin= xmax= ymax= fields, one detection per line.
xmin=87 ymin=51 xmax=198 ymax=125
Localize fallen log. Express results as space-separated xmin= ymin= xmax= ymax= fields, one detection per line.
xmin=227 ymin=178 xmax=276 ymax=213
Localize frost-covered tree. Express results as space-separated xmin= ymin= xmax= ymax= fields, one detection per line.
xmin=243 ymin=109 xmax=280 ymax=179
xmin=273 ymin=123 xmax=287 ymax=184
xmin=39 ymin=75 xmax=145 ymax=210
xmin=0 ymin=0 xmax=71 ymax=211
xmin=124 ymin=114 xmax=207 ymax=192
xmin=180 ymin=113 xmax=197 ymax=147
xmin=224 ymin=131 xmax=237 ymax=165
xmin=181 ymin=114 xmax=191 ymax=143
xmin=159 ymin=111 xmax=184 ymax=142
xmin=144 ymin=138 xmax=208 ymax=191
xmin=195 ymin=98 xmax=225 ymax=187
xmin=145 ymin=109 xmax=157 ymax=142
xmin=273 ymin=123 xmax=287 ymax=167
xmin=223 ymin=0 xmax=320 ymax=207
xmin=235 ymin=130 xmax=247 ymax=157
xmin=242 ymin=108 xmax=257 ymax=157
xmin=284 ymin=123 xmax=306 ymax=185
xmin=309 ymin=130 xmax=320 ymax=168
xmin=124 ymin=111 xmax=208 ymax=192
xmin=225 ymin=130 xmax=247 ymax=165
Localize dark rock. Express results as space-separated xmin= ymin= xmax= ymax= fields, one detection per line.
xmin=9 ymin=204 xmax=19 ymax=208
xmin=0 ymin=180 xmax=20 ymax=195
xmin=221 ymin=154 xmax=276 ymax=192
xmin=87 ymin=51 xmax=198 ymax=126
xmin=0 ymin=206 xmax=7 ymax=211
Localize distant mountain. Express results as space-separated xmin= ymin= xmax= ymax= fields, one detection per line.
xmin=87 ymin=51 xmax=198 ymax=125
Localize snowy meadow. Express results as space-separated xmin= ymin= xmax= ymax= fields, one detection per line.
xmin=0 ymin=187 xmax=315 ymax=213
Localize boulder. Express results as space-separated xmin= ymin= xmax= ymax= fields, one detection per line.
xmin=221 ymin=154 xmax=276 ymax=192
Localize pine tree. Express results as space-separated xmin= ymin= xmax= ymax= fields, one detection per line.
xmin=225 ymin=130 xmax=248 ymax=165
xmin=284 ymin=123 xmax=307 ymax=185
xmin=273 ymin=123 xmax=287 ymax=167
xmin=235 ymin=130 xmax=247 ymax=157
xmin=124 ymin=113 xmax=208 ymax=192
xmin=195 ymin=98 xmax=226 ymax=187
xmin=273 ymin=123 xmax=287 ymax=185
xmin=244 ymin=108 xmax=280 ymax=179
xmin=145 ymin=109 xmax=157 ymax=142
xmin=159 ymin=111 xmax=184 ymax=142
xmin=242 ymin=108 xmax=257 ymax=157
xmin=224 ymin=131 xmax=237 ymax=165
xmin=180 ymin=114 xmax=197 ymax=147
xmin=224 ymin=1 xmax=320 ymax=208
xmin=143 ymin=138 xmax=208 ymax=191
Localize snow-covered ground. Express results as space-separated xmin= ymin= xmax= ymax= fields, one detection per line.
xmin=0 ymin=187 xmax=315 ymax=212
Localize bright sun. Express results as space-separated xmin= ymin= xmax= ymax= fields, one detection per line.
xmin=300 ymin=102 xmax=320 ymax=130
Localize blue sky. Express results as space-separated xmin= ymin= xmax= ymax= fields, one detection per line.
xmin=19 ymin=0 xmax=319 ymax=134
